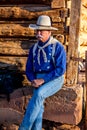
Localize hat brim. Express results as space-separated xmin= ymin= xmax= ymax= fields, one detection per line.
xmin=29 ymin=24 xmax=58 ymax=31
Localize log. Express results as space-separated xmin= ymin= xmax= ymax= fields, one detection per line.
xmin=0 ymin=57 xmax=27 ymax=71
xmin=0 ymin=0 xmax=51 ymax=5
xmin=85 ymin=51 xmax=87 ymax=129
xmin=0 ymin=23 xmax=65 ymax=37
xmin=0 ymin=39 xmax=36 ymax=52
xmin=51 ymin=0 xmax=65 ymax=9
xmin=0 ymin=24 xmax=34 ymax=37
xmin=0 ymin=6 xmax=68 ymax=22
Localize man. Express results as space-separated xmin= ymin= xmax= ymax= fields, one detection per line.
xmin=18 ymin=15 xmax=66 ymax=130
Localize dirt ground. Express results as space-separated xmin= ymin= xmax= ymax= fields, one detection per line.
xmin=0 ymin=117 xmax=86 ymax=130
xmin=43 ymin=117 xmax=86 ymax=130
xmin=0 ymin=111 xmax=86 ymax=129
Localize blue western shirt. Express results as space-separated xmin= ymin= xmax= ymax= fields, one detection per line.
xmin=26 ymin=37 xmax=66 ymax=83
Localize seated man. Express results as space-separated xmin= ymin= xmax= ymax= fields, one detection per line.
xmin=18 ymin=15 xmax=66 ymax=130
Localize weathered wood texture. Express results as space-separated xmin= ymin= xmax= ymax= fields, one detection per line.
xmin=0 ymin=23 xmax=65 ymax=37
xmin=0 ymin=6 xmax=68 ymax=22
xmin=66 ymin=0 xmax=81 ymax=84
xmin=0 ymin=0 xmax=67 ymax=9
xmin=0 ymin=24 xmax=34 ymax=37
xmin=51 ymin=0 xmax=65 ymax=8
xmin=0 ymin=0 xmax=51 ymax=5
xmin=85 ymin=51 xmax=87 ymax=129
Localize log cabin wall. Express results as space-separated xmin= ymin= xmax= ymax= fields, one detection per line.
xmin=0 ymin=0 xmax=70 ymax=86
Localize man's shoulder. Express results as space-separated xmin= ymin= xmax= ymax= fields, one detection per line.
xmin=52 ymin=38 xmax=63 ymax=48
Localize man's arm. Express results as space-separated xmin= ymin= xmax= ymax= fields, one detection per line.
xmin=26 ymin=47 xmax=36 ymax=82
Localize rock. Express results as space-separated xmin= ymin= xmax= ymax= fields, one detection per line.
xmin=0 ymin=84 xmax=83 ymax=125
xmin=0 ymin=124 xmax=19 ymax=130
xmin=43 ymin=84 xmax=83 ymax=125
xmin=0 ymin=108 xmax=23 ymax=124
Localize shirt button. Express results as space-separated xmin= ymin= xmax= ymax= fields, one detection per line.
xmin=49 ymin=53 xmax=51 ymax=56
xmin=39 ymin=69 xmax=41 ymax=71
xmin=51 ymin=47 xmax=52 ymax=50
xmin=47 ymin=66 xmax=50 ymax=69
xmin=48 ymin=60 xmax=50 ymax=63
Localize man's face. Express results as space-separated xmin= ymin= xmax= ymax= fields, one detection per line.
xmin=36 ymin=30 xmax=51 ymax=43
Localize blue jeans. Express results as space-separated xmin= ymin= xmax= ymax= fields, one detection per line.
xmin=18 ymin=75 xmax=64 ymax=130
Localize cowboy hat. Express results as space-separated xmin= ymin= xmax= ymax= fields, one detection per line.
xmin=29 ymin=15 xmax=58 ymax=30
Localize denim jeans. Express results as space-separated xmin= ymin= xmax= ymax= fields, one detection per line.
xmin=18 ymin=75 xmax=64 ymax=130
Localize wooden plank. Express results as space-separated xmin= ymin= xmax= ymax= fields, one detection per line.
xmin=0 ymin=6 xmax=68 ymax=22
xmin=0 ymin=57 xmax=27 ymax=71
xmin=85 ymin=51 xmax=87 ymax=130
xmin=0 ymin=39 xmax=33 ymax=71
xmin=51 ymin=0 xmax=65 ymax=9
xmin=0 ymin=23 xmax=65 ymax=37
xmin=66 ymin=0 xmax=81 ymax=84
xmin=67 ymin=0 xmax=71 ymax=9
xmin=0 ymin=40 xmax=35 ymax=55
xmin=0 ymin=21 xmax=65 ymax=28
xmin=0 ymin=0 xmax=51 ymax=5
xmin=0 ymin=24 xmax=34 ymax=37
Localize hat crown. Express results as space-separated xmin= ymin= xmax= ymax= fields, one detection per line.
xmin=29 ymin=15 xmax=58 ymax=30
xmin=36 ymin=15 xmax=51 ymax=27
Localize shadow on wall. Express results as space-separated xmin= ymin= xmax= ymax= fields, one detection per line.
xmin=0 ymin=62 xmax=24 ymax=101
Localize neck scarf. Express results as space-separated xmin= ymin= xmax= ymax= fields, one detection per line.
xmin=37 ymin=36 xmax=53 ymax=65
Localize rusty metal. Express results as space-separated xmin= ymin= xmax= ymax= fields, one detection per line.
xmin=70 ymin=56 xmax=85 ymax=62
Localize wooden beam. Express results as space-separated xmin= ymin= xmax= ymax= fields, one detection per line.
xmin=0 ymin=0 xmax=51 ymax=5
xmin=66 ymin=0 xmax=82 ymax=84
xmin=0 ymin=56 xmax=27 ymax=71
xmin=0 ymin=23 xmax=65 ymax=37
xmin=0 ymin=6 xmax=68 ymax=22
xmin=51 ymin=0 xmax=65 ymax=9
xmin=0 ymin=24 xmax=34 ymax=37
xmin=85 ymin=51 xmax=87 ymax=129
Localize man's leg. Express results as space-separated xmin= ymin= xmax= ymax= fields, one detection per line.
xmin=18 ymin=92 xmax=44 ymax=130
xmin=31 ymin=106 xmax=44 ymax=130
xmin=18 ymin=75 xmax=64 ymax=130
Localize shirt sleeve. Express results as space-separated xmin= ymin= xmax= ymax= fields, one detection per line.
xmin=26 ymin=46 xmax=36 ymax=82
xmin=42 ymin=44 xmax=66 ymax=83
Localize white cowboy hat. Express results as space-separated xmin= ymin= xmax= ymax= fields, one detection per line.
xmin=29 ymin=15 xmax=58 ymax=30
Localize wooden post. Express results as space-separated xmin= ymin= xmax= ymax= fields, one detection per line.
xmin=66 ymin=0 xmax=82 ymax=84
xmin=85 ymin=51 xmax=87 ymax=129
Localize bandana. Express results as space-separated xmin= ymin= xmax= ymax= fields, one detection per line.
xmin=37 ymin=36 xmax=53 ymax=65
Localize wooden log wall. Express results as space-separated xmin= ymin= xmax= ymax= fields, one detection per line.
xmin=66 ymin=0 xmax=81 ymax=84
xmin=0 ymin=0 xmax=70 ymax=85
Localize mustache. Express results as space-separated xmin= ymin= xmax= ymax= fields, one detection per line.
xmin=36 ymin=34 xmax=43 ymax=39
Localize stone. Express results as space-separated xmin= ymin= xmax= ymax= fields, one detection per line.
xmin=0 ymin=124 xmax=19 ymax=130
xmin=43 ymin=84 xmax=83 ymax=125
xmin=0 ymin=108 xmax=23 ymax=124
xmin=0 ymin=84 xmax=83 ymax=125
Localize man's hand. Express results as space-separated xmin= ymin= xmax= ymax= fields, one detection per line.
xmin=31 ymin=79 xmax=44 ymax=88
